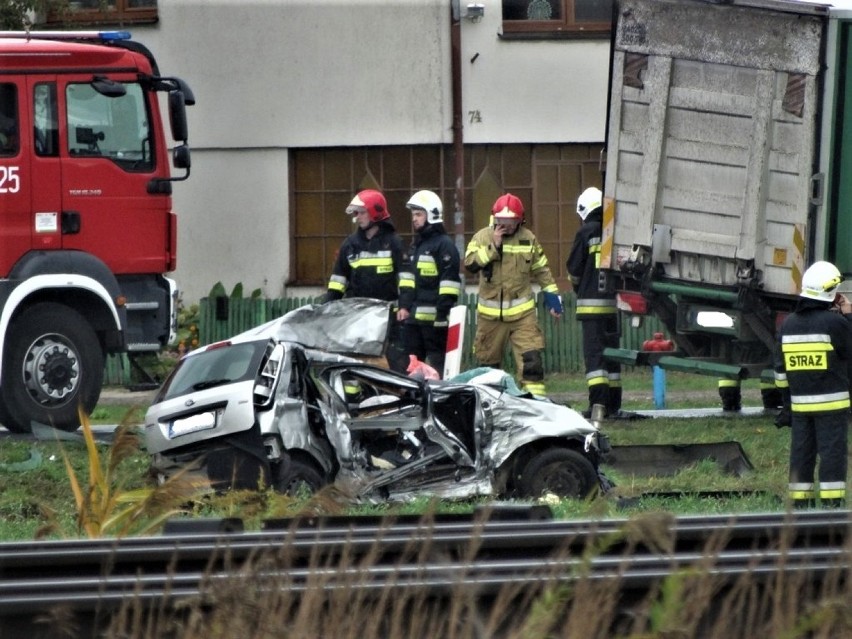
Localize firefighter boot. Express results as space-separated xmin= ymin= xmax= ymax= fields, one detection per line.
xmin=520 ymin=350 xmax=546 ymax=397
xmin=718 ymin=382 xmax=742 ymax=412
xmin=760 ymin=386 xmax=783 ymax=410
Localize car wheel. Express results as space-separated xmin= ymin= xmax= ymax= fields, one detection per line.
xmin=518 ymin=448 xmax=598 ymax=499
xmin=273 ymin=456 xmax=326 ymax=497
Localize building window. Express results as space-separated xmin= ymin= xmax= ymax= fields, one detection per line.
xmin=290 ymin=143 xmax=603 ymax=289
xmin=291 ymin=146 xmax=453 ymax=287
xmin=46 ymin=0 xmax=157 ymax=26
xmin=501 ymin=0 xmax=613 ymax=37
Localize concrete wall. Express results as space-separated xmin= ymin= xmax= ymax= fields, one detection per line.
xmin=459 ymin=7 xmax=610 ymax=144
xmin=130 ymin=0 xmax=610 ymax=302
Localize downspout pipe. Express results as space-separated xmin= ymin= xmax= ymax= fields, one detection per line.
xmin=450 ymin=1 xmax=465 ymax=260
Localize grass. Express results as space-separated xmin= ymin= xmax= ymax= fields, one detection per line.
xmin=0 ymin=370 xmax=828 ymax=540
xmin=89 ymin=403 xmax=147 ymax=425
xmin=2 ymin=373 xmax=850 ymax=638
xmin=545 ymin=369 xmax=768 ymax=409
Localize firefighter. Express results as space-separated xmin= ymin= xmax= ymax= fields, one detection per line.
xmin=397 ymin=190 xmax=461 ymax=378
xmin=567 ymin=186 xmax=626 ymax=418
xmin=774 ymin=260 xmax=851 ymax=508
xmin=325 ymin=189 xmax=408 ymax=372
xmin=464 ymin=193 xmax=563 ymax=396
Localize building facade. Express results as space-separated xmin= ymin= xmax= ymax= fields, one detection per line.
xmin=44 ymin=0 xmax=612 ymax=302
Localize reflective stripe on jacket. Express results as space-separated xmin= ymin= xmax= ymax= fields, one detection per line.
xmin=567 ymin=209 xmax=616 ymax=319
xmin=398 ymin=223 xmax=461 ymax=325
xmin=326 ymin=221 xmax=405 ymax=302
xmin=774 ymin=305 xmax=852 ymax=415
xmin=464 ymin=225 xmax=558 ymax=322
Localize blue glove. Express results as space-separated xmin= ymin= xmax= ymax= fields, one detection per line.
xmin=543 ymin=292 xmax=563 ymax=315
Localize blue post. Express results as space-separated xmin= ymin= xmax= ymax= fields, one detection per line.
xmin=653 ymin=365 xmax=666 ymax=409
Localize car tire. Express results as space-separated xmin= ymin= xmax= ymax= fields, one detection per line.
xmin=518 ymin=448 xmax=598 ymax=499
xmin=2 ymin=303 xmax=103 ymax=433
xmin=273 ymin=455 xmax=326 ymax=497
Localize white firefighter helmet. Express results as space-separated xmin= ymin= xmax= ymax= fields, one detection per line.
xmin=406 ymin=190 xmax=443 ymax=223
xmin=800 ymin=261 xmax=843 ymax=303
xmin=576 ymin=187 xmax=603 ymax=220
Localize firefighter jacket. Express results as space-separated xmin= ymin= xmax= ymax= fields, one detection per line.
xmin=774 ymin=300 xmax=852 ymax=415
xmin=326 ymin=220 xmax=405 ymax=303
xmin=399 ymin=223 xmax=461 ymax=325
xmin=464 ymin=224 xmax=558 ymax=322
xmin=567 ymin=208 xmax=617 ymax=320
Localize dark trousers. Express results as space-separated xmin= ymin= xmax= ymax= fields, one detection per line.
xmin=385 ymin=318 xmax=410 ymax=374
xmin=581 ymin=314 xmax=621 ymax=413
xmin=789 ymin=411 xmax=848 ymax=505
xmin=402 ymin=322 xmax=448 ymax=378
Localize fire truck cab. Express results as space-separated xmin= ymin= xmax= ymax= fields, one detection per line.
xmin=0 ymin=31 xmax=192 ymax=433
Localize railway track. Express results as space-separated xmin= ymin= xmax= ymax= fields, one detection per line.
xmin=0 ymin=508 xmax=848 ymax=637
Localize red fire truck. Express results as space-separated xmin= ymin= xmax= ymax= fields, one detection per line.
xmin=0 ymin=30 xmax=192 ymax=433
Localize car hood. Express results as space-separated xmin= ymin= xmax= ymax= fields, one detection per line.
xmin=475 ymin=383 xmax=599 ymax=467
xmin=229 ymin=298 xmax=391 ymax=357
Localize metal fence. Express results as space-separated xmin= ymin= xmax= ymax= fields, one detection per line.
xmin=193 ymin=293 xmax=665 ymax=374
xmin=101 ymin=293 xmax=665 ymax=385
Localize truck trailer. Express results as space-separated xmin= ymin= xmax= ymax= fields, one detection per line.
xmin=0 ymin=31 xmax=192 ymax=432
xmin=602 ymin=0 xmax=852 ymax=382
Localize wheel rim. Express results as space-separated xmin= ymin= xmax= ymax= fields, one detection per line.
xmin=538 ymin=462 xmax=583 ymax=496
xmin=21 ymin=333 xmax=80 ymax=406
xmin=286 ymin=475 xmax=315 ymax=497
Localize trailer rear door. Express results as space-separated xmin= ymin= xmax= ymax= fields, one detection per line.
xmin=603 ymin=0 xmax=827 ymax=296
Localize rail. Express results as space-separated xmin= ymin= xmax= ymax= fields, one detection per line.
xmin=0 ymin=509 xmax=848 ymax=635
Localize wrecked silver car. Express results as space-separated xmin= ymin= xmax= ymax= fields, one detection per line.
xmin=145 ymin=299 xmax=611 ymax=502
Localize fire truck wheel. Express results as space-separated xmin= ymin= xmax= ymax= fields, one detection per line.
xmin=517 ymin=447 xmax=598 ymax=500
xmin=2 ymin=303 xmax=104 ymax=433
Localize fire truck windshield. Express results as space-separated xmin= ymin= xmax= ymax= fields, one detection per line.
xmin=66 ymin=81 xmax=153 ymax=171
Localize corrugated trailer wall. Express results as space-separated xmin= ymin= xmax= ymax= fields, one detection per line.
xmin=604 ymin=0 xmax=824 ymax=296
xmin=827 ymin=18 xmax=852 ymax=277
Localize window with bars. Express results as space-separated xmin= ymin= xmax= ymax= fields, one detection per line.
xmin=289 ymin=143 xmax=603 ymax=289
xmin=47 ymin=0 xmax=157 ymax=26
xmin=501 ymin=0 xmax=613 ymax=37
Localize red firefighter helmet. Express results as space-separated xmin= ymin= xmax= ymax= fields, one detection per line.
xmin=491 ymin=193 xmax=525 ymax=221
xmin=346 ymin=189 xmax=389 ymax=223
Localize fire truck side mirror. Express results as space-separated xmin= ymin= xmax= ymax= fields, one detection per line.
xmin=173 ymin=145 xmax=191 ymax=171
xmin=168 ymin=90 xmax=188 ymax=143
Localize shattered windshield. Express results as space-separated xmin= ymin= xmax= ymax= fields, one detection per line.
xmin=156 ymin=340 xmax=270 ymax=401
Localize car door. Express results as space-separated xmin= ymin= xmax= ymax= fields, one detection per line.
xmin=28 ymin=78 xmax=64 ymax=254
xmin=0 ymin=79 xmax=37 ymax=273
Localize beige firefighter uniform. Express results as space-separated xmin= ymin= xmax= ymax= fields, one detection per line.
xmin=464 ymin=224 xmax=560 ymax=395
